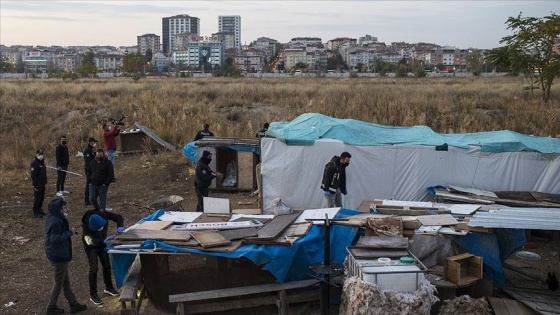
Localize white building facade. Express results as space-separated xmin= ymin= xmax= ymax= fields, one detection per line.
xmin=218 ymin=15 xmax=241 ymax=50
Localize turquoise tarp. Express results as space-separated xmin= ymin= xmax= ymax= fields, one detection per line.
xmin=268 ymin=113 xmax=560 ymax=153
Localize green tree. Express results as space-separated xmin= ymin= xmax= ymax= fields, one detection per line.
xmin=122 ymin=52 xmax=145 ymax=81
xmin=77 ymin=50 xmax=97 ymax=78
xmin=0 ymin=58 xmax=14 ymax=73
xmin=466 ymin=49 xmax=485 ymax=76
xmin=293 ymin=62 xmax=307 ymax=71
xmin=145 ymin=48 xmax=153 ymax=63
xmin=396 ymin=64 xmax=408 ymax=77
xmin=498 ymin=13 xmax=560 ymax=102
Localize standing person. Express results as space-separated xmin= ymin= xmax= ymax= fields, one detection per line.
xmin=81 ymin=209 xmax=124 ymax=305
xmin=44 ymin=197 xmax=87 ymax=314
xmin=102 ymin=120 xmax=120 ymax=167
xmin=55 ymin=136 xmax=70 ymax=193
xmin=194 ymin=150 xmax=222 ymax=212
xmin=88 ymin=149 xmax=114 ymax=212
xmin=83 ymin=137 xmax=97 ymax=206
xmin=193 ymin=123 xmax=214 ymax=141
xmin=31 ymin=148 xmax=47 ymax=218
xmin=320 ymin=152 xmax=352 ymax=208
xmin=256 ymin=122 xmax=269 ymax=138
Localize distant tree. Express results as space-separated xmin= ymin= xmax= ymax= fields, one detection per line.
xmin=122 ymin=52 xmax=145 ymax=81
xmin=77 ymin=50 xmax=97 ymax=78
xmin=495 ymin=13 xmax=560 ymax=102
xmin=466 ymin=49 xmax=485 ymax=76
xmin=145 ymin=48 xmax=153 ymax=63
xmin=396 ymin=64 xmax=408 ymax=77
xmin=293 ymin=62 xmax=307 ymax=71
xmin=413 ymin=62 xmax=427 ymax=77
xmin=0 ymin=58 xmax=14 ymax=73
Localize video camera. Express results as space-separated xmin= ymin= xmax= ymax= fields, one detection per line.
xmin=111 ymin=115 xmax=125 ymax=126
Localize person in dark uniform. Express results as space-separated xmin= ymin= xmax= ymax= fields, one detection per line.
xmin=193 ymin=124 xmax=214 ymax=141
xmin=88 ymin=149 xmax=114 ymax=212
xmin=256 ymin=122 xmax=269 ymax=138
xmin=55 ymin=136 xmax=70 ymax=193
xmin=194 ymin=150 xmax=222 ymax=212
xmin=81 ymin=208 xmax=124 ymax=305
xmin=83 ymin=137 xmax=97 ymax=205
xmin=321 ymin=152 xmax=352 ymax=208
xmin=31 ymin=148 xmax=48 ymax=218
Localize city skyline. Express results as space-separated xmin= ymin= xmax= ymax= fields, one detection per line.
xmin=1 ymin=0 xmax=558 ymax=49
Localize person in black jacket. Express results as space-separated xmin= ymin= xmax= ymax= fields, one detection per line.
xmin=83 ymin=137 xmax=98 ymax=205
xmin=194 ymin=150 xmax=222 ymax=212
xmin=320 ymin=152 xmax=351 ymax=208
xmin=55 ymin=136 xmax=70 ymax=193
xmin=31 ymin=148 xmax=48 ymax=218
xmin=81 ymin=208 xmax=124 ymax=305
xmin=87 ymin=149 xmax=114 ymax=212
xmin=256 ymin=122 xmax=269 ymax=138
xmin=44 ymin=197 xmax=87 ymax=315
xmin=193 ymin=123 xmax=214 ymax=141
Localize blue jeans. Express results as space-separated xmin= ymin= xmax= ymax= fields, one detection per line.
xmin=106 ymin=149 xmax=116 ymax=165
xmin=89 ymin=184 xmax=108 ymax=211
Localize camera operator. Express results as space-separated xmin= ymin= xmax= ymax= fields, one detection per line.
xmin=102 ymin=119 xmax=120 ymax=179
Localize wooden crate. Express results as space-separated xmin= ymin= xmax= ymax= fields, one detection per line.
xmin=444 ymin=253 xmax=482 ymax=285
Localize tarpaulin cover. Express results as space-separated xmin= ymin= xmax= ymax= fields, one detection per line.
xmin=109 ymin=209 xmax=360 ymax=288
xmin=182 ymin=141 xmax=260 ymax=164
xmin=268 ymin=113 xmax=560 ymax=153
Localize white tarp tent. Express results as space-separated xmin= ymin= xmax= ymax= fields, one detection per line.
xmin=261 ymin=138 xmax=560 ymax=212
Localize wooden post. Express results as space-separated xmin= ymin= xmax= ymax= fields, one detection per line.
xmin=176 ymin=303 xmax=185 ymax=315
xmin=277 ymin=290 xmax=287 ymax=315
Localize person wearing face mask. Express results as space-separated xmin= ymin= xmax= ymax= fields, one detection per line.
xmin=102 ymin=120 xmax=120 ymax=169
xmin=194 ymin=150 xmax=222 ymax=212
xmin=31 ymin=148 xmax=48 ymax=218
xmin=83 ymin=138 xmax=98 ymax=206
xmin=87 ymin=149 xmax=114 ymax=212
xmin=81 ymin=209 xmax=124 ymax=305
xmin=55 ymin=136 xmax=70 ymax=193
xmin=321 ymin=152 xmax=352 ymax=208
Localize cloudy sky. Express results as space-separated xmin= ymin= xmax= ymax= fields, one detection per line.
xmin=0 ymin=1 xmax=557 ymax=49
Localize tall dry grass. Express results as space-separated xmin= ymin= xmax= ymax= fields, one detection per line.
xmin=1 ymin=76 xmax=559 ymax=180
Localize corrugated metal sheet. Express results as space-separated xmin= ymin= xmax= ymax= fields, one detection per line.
xmin=468 ymin=208 xmax=560 ymax=230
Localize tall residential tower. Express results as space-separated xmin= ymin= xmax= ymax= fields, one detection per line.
xmin=162 ymin=14 xmax=200 ymax=55
xmin=218 ymin=15 xmax=241 ymax=50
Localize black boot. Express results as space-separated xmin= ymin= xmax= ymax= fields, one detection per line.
xmin=46 ymin=306 xmax=64 ymax=315
xmin=69 ymin=301 xmax=87 ymax=314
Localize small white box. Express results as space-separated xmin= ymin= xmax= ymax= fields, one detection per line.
xmin=203 ymin=197 xmax=230 ymax=214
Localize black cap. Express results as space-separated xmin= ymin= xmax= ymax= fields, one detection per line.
xmin=36 ymin=149 xmax=44 ymax=154
xmin=88 ymin=137 xmax=98 ymax=142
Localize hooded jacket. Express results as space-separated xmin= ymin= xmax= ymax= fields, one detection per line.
xmin=195 ymin=150 xmax=217 ymax=188
xmin=30 ymin=157 xmax=47 ymax=186
xmin=83 ymin=144 xmax=95 ymax=172
xmin=321 ymin=155 xmax=347 ymax=194
xmin=55 ymin=143 xmax=69 ymax=167
xmin=44 ymin=198 xmax=73 ymax=263
xmin=89 ymin=154 xmax=114 ymax=186
xmin=81 ymin=209 xmax=124 ymax=249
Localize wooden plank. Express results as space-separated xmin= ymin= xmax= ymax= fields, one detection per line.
xmin=348 ymin=247 xmax=409 ymax=259
xmin=219 ymin=228 xmax=259 ymax=241
xmin=355 ymin=236 xmax=409 ymax=248
xmin=190 ymin=231 xmax=231 ymax=248
xmin=237 ymin=151 xmax=254 ymax=191
xmin=191 ymin=213 xmax=230 ymax=223
xmin=531 ymin=191 xmax=560 ymax=204
xmin=489 ymin=297 xmax=538 ymax=315
xmin=375 ymin=208 xmax=450 ymax=216
xmin=129 ymin=221 xmax=173 ymax=231
xmin=169 ymin=279 xmax=317 ymax=303
xmin=116 ymin=229 xmax=192 ymax=241
xmin=119 ymin=254 xmax=142 ymax=302
xmin=504 ymin=288 xmax=560 ymax=314
xmin=489 ymin=297 xmax=509 ymax=315
xmin=417 ymin=214 xmax=458 ymax=226
xmin=195 ymin=240 xmax=241 ymax=252
xmin=257 ymin=212 xmax=301 ymax=240
xmin=134 ymin=121 xmax=177 ymax=151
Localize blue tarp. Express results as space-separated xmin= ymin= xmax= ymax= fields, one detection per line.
xmin=268 ymin=113 xmax=560 ymax=153
xmin=109 ymin=209 xmax=361 ymax=288
xmin=182 ymin=141 xmax=260 ymax=164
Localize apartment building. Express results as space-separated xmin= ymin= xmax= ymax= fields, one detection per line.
xmin=234 ymin=51 xmax=264 ymax=72
xmin=185 ymin=41 xmax=224 ymax=69
xmin=52 ymin=54 xmax=80 ymax=72
xmin=175 ymin=32 xmax=198 ymax=51
xmin=137 ymin=33 xmax=160 ymax=56
xmin=327 ymin=37 xmax=357 ymax=51
xmin=289 ymin=37 xmax=322 ymax=48
xmin=218 ymin=15 xmax=241 ymax=50
xmin=283 ymin=48 xmax=306 ymax=70
xmin=212 ymin=31 xmax=236 ymax=51
xmin=95 ymin=53 xmax=123 ymax=72
xmin=162 ymin=14 xmax=200 ymax=56
xmin=341 ymin=47 xmax=376 ymax=71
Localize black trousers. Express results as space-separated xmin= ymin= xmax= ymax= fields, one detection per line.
xmin=195 ymin=186 xmax=209 ymax=212
xmin=56 ymin=165 xmax=68 ymax=192
xmin=84 ymin=168 xmax=91 ymax=204
xmin=33 ymin=184 xmax=45 ymax=215
xmin=85 ymin=246 xmax=113 ymax=294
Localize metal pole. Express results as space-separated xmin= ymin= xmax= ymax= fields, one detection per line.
xmin=46 ymin=165 xmax=83 ymax=176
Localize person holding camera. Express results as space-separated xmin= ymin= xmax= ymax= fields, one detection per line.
xmin=102 ymin=119 xmax=120 ymax=169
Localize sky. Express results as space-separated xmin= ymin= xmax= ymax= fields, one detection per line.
xmin=0 ymin=0 xmax=557 ymax=49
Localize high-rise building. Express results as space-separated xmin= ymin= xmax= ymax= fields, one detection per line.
xmin=162 ymin=14 xmax=200 ymax=56
xmin=218 ymin=15 xmax=241 ymax=50
xmin=137 ymin=34 xmax=160 ymax=56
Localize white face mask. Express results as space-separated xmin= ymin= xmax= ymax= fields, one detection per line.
xmin=98 ymin=227 xmax=104 ymax=231
xmin=37 ymin=155 xmax=44 ymax=160
xmin=107 ymin=126 xmax=112 ymax=131
xmin=92 ymin=143 xmax=97 ymax=147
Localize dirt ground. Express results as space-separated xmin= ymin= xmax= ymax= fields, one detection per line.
xmin=1 ymin=150 xmax=559 ymax=315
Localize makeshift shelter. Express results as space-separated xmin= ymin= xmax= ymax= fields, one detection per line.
xmin=261 ymin=113 xmax=560 ymax=212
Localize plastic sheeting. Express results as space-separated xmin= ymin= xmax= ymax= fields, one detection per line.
xmin=109 ymin=209 xmax=360 ymax=288
xmin=268 ymin=113 xmax=560 ymax=153
xmin=261 ymin=138 xmax=560 ymax=211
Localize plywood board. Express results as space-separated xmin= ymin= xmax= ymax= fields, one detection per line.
xmin=448 ymin=185 xmax=498 ymax=198
xmin=446 ymin=204 xmax=481 ymax=215
xmin=116 ymin=229 xmax=192 ymax=242
xmin=257 ymin=212 xmax=301 ymax=240
xmin=219 ymin=228 xmax=259 ymax=241
xmin=129 ymin=221 xmax=173 ymax=230
xmin=355 ymin=236 xmax=409 ymax=248
xmin=382 ymin=200 xmax=433 ymax=207
xmin=203 ymin=197 xmax=231 ymax=214
xmin=232 ymin=208 xmax=262 ymax=215
xmin=158 ymin=211 xmax=201 ymax=223
xmin=285 ymin=222 xmax=312 ymax=237
xmin=504 ymin=288 xmax=560 ymax=315
xmin=336 ymin=213 xmax=393 ymax=227
xmin=197 ymin=240 xmax=242 ymax=252
xmin=237 ymin=151 xmax=254 ymax=191
xmin=191 ymin=230 xmax=231 ymax=248
xmin=191 ymin=213 xmax=230 ymax=223
xmin=417 ymin=214 xmax=459 ymax=226
xmin=489 ymin=297 xmax=539 ymax=315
